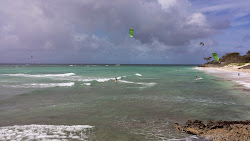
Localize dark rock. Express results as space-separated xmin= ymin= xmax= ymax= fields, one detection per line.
xmin=174 ymin=120 xmax=250 ymax=141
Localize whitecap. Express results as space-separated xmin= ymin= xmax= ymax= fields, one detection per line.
xmin=96 ymin=78 xmax=111 ymax=82
xmin=81 ymin=83 xmax=91 ymax=86
xmin=0 ymin=124 xmax=94 ymax=141
xmin=135 ymin=73 xmax=142 ymax=76
xmin=195 ymin=77 xmax=203 ymax=80
xmin=4 ymin=82 xmax=75 ymax=88
xmin=119 ymin=80 xmax=134 ymax=84
xmin=119 ymin=80 xmax=157 ymax=88
xmin=3 ymin=73 xmax=76 ymax=78
xmin=136 ymin=82 xmax=157 ymax=88
xmin=78 ymin=77 xmax=122 ymax=83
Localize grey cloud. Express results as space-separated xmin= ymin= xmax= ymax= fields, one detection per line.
xmin=0 ymin=0 xmax=225 ymax=63
xmin=243 ymin=35 xmax=250 ymax=42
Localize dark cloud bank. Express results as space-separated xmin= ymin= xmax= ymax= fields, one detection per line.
xmin=0 ymin=0 xmax=228 ymax=64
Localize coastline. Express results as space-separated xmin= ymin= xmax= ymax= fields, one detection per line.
xmin=195 ymin=66 xmax=250 ymax=89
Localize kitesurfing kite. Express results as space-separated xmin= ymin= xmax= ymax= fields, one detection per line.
xmin=212 ymin=53 xmax=219 ymax=61
xmin=129 ymin=28 xmax=134 ymax=37
xmin=200 ymin=42 xmax=205 ymax=46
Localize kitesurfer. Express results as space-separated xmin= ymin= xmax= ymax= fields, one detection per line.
xmin=200 ymin=42 xmax=204 ymax=46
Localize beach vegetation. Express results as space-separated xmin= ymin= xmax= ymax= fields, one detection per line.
xmin=203 ymin=57 xmax=212 ymax=62
xmin=202 ymin=50 xmax=250 ymax=66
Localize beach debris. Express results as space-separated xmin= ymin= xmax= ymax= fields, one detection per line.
xmin=200 ymin=42 xmax=205 ymax=46
xmin=130 ymin=28 xmax=134 ymax=37
xmin=212 ymin=53 xmax=219 ymax=61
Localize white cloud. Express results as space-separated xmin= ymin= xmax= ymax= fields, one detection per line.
xmin=158 ymin=0 xmax=177 ymax=9
xmin=187 ymin=13 xmax=208 ymax=27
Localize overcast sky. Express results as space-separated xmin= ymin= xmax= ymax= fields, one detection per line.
xmin=0 ymin=0 xmax=250 ymax=64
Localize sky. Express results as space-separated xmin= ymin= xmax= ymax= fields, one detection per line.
xmin=0 ymin=0 xmax=250 ymax=64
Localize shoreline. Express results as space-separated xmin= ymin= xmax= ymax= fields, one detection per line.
xmin=195 ymin=67 xmax=250 ymax=89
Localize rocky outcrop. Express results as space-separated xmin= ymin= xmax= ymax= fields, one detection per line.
xmin=174 ymin=120 xmax=250 ymax=141
xmin=239 ymin=65 xmax=250 ymax=69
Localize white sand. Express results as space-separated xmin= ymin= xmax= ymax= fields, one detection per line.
xmin=195 ymin=67 xmax=250 ymax=89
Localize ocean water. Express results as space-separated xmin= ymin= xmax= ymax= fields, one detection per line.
xmin=0 ymin=65 xmax=249 ymax=141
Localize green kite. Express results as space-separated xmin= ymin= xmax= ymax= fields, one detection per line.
xmin=129 ymin=28 xmax=134 ymax=37
xmin=212 ymin=53 xmax=219 ymax=61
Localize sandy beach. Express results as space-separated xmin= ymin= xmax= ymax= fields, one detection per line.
xmin=195 ymin=66 xmax=250 ymax=89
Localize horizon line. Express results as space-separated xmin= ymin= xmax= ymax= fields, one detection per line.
xmin=0 ymin=63 xmax=201 ymax=65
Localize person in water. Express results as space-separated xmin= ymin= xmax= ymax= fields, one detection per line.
xmin=238 ymin=73 xmax=240 ymax=76
xmin=115 ymin=77 xmax=118 ymax=82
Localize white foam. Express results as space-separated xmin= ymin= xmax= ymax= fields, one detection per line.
xmin=137 ymin=82 xmax=157 ymax=88
xmin=0 ymin=124 xmax=94 ymax=141
xmin=81 ymin=83 xmax=91 ymax=86
xmin=119 ymin=80 xmax=157 ymax=88
xmin=77 ymin=77 xmax=122 ymax=83
xmin=119 ymin=80 xmax=134 ymax=84
xmin=195 ymin=77 xmax=203 ymax=80
xmin=3 ymin=73 xmax=76 ymax=78
xmin=135 ymin=73 xmax=142 ymax=76
xmin=235 ymin=81 xmax=250 ymax=88
xmin=169 ymin=135 xmax=204 ymax=141
xmin=96 ymin=78 xmax=110 ymax=82
xmin=5 ymin=82 xmax=75 ymax=88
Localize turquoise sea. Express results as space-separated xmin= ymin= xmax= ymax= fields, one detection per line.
xmin=0 ymin=65 xmax=249 ymax=140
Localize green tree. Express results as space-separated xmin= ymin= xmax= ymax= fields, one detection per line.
xmin=220 ymin=52 xmax=241 ymax=63
xmin=246 ymin=50 xmax=250 ymax=56
xmin=203 ymin=57 xmax=212 ymax=62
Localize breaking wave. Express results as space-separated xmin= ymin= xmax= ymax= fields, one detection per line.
xmin=0 ymin=124 xmax=94 ymax=141
xmin=81 ymin=83 xmax=91 ymax=86
xmin=77 ymin=77 xmax=122 ymax=83
xmin=168 ymin=135 xmax=207 ymax=141
xmin=135 ymin=73 xmax=142 ymax=76
xmin=235 ymin=81 xmax=250 ymax=88
xmin=119 ymin=80 xmax=157 ymax=88
xmin=4 ymin=82 xmax=75 ymax=88
xmin=3 ymin=73 xmax=76 ymax=78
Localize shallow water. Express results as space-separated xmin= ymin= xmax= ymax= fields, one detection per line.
xmin=0 ymin=65 xmax=249 ymax=140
